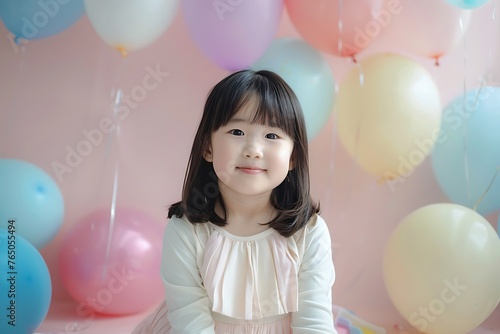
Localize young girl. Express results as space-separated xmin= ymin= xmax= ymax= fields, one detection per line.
xmin=132 ymin=69 xmax=337 ymax=333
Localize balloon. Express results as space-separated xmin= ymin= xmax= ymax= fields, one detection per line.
xmin=381 ymin=0 xmax=470 ymax=63
xmin=383 ymin=203 xmax=500 ymax=334
xmin=0 ymin=159 xmax=64 ymax=249
xmin=497 ymin=214 xmax=500 ymax=238
xmin=285 ymin=0 xmax=383 ymax=59
xmin=59 ymin=207 xmax=165 ymax=315
xmin=0 ymin=0 xmax=84 ymax=40
xmin=336 ymin=53 xmax=441 ymax=180
xmin=431 ymin=86 xmax=500 ymax=215
xmin=0 ymin=230 xmax=52 ymax=334
xmin=446 ymin=0 xmax=490 ymax=9
xmin=252 ymin=38 xmax=335 ymax=139
xmin=182 ymin=0 xmax=283 ymax=71
xmin=84 ymin=0 xmax=179 ymax=56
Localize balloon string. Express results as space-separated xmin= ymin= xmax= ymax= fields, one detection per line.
xmin=343 ymin=63 xmax=365 ymax=209
xmin=322 ymin=85 xmax=339 ymax=208
xmin=102 ymin=159 xmax=120 ymax=279
xmin=337 ymin=0 xmax=343 ymax=56
xmin=473 ymin=166 xmax=500 ymax=212
xmin=353 ymin=62 xmax=365 ymax=162
xmin=459 ymin=16 xmax=472 ymax=201
xmin=104 ymin=88 xmax=123 ymax=158
xmin=469 ymin=5 xmax=500 ymax=213
xmin=101 ymin=86 xmax=122 ymax=280
xmin=101 ymin=57 xmax=127 ymax=280
xmin=487 ymin=3 xmax=496 ymax=81
xmin=488 ymin=4 xmax=497 ymax=77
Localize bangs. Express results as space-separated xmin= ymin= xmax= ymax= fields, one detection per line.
xmin=249 ymin=92 xmax=296 ymax=138
xmin=217 ymin=78 xmax=299 ymax=138
xmin=202 ymin=70 xmax=305 ymax=145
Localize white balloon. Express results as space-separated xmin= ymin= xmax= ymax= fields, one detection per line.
xmin=84 ymin=0 xmax=179 ymax=55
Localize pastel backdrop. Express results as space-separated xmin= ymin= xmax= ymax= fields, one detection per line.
xmin=1 ymin=1 xmax=500 ymax=333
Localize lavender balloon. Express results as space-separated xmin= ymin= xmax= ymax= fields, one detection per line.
xmin=182 ymin=0 xmax=283 ymax=71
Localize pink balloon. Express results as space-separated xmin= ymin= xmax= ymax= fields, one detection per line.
xmin=286 ymin=0 xmax=383 ymax=59
xmin=380 ymin=0 xmax=470 ymax=63
xmin=59 ymin=207 xmax=165 ymax=315
xmin=182 ymin=0 xmax=283 ymax=71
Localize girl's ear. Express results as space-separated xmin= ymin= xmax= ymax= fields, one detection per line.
xmin=204 ymin=146 xmax=213 ymax=162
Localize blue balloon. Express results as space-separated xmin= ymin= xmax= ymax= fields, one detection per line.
xmin=431 ymin=86 xmax=500 ymax=215
xmin=252 ymin=38 xmax=336 ymax=140
xmin=0 ymin=0 xmax=85 ymax=40
xmin=0 ymin=159 xmax=64 ymax=249
xmin=446 ymin=0 xmax=490 ymax=9
xmin=0 ymin=230 xmax=52 ymax=334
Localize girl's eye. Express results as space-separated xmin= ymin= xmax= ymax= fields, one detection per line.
xmin=265 ymin=133 xmax=279 ymax=139
xmin=230 ymin=129 xmax=244 ymax=136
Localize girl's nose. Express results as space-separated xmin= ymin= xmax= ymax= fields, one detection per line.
xmin=243 ymin=141 xmax=263 ymax=159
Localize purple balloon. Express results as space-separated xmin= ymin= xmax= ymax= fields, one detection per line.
xmin=182 ymin=0 xmax=283 ymax=71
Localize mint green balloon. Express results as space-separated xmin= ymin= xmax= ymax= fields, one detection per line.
xmin=252 ymin=38 xmax=335 ymax=140
xmin=446 ymin=0 xmax=490 ymax=9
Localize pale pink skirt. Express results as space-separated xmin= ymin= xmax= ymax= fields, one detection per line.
xmin=131 ymin=301 xmax=292 ymax=334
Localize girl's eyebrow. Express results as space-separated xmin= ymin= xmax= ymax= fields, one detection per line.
xmin=227 ymin=117 xmax=280 ymax=129
xmin=227 ymin=117 xmax=249 ymax=124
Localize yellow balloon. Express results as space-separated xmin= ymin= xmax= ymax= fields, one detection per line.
xmin=383 ymin=203 xmax=500 ymax=334
xmin=336 ymin=53 xmax=441 ymax=181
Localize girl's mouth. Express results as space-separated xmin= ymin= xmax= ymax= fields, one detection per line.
xmin=237 ymin=167 xmax=265 ymax=174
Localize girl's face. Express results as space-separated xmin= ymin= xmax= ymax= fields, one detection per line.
xmin=204 ymin=97 xmax=294 ymax=199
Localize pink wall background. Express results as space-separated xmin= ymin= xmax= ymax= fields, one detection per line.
xmin=1 ymin=1 xmax=500 ymax=333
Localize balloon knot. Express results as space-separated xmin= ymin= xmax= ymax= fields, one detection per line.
xmin=434 ymin=56 xmax=440 ymax=67
xmin=115 ymin=46 xmax=128 ymax=58
xmin=13 ymin=36 xmax=23 ymax=45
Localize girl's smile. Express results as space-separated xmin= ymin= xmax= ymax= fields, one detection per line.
xmin=236 ymin=166 xmax=266 ymax=174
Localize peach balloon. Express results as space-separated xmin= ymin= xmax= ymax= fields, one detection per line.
xmin=380 ymin=0 xmax=470 ymax=64
xmin=285 ymin=0 xmax=384 ymax=59
xmin=336 ymin=53 xmax=441 ymax=182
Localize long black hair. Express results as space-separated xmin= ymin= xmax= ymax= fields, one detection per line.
xmin=168 ymin=69 xmax=319 ymax=237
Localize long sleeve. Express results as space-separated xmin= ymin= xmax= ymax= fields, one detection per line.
xmin=161 ymin=217 xmax=216 ymax=334
xmin=291 ymin=215 xmax=337 ymax=333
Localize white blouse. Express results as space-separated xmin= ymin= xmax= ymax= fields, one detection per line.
xmin=161 ymin=214 xmax=337 ymax=333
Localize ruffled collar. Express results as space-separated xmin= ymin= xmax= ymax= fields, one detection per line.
xmin=201 ymin=226 xmax=299 ymax=320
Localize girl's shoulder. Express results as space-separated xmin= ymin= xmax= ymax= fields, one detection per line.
xmin=293 ymin=213 xmax=329 ymax=240
xmin=289 ymin=214 xmax=332 ymax=257
xmin=165 ymin=214 xmax=213 ymax=242
xmin=292 ymin=214 xmax=333 ymax=263
xmin=306 ymin=213 xmax=328 ymax=230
